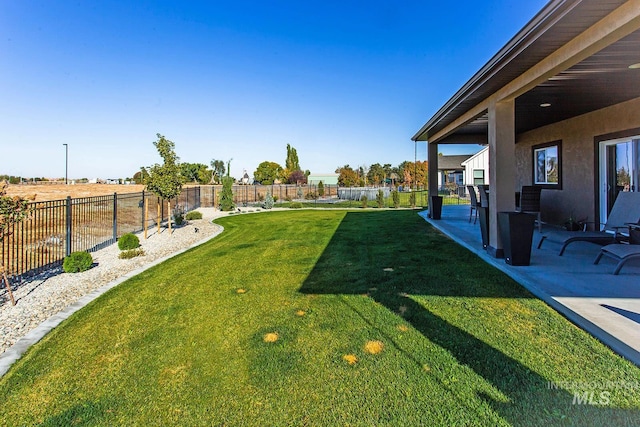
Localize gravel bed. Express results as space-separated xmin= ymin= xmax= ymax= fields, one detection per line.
xmin=0 ymin=208 xmax=229 ymax=355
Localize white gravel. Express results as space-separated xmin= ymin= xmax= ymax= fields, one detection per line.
xmin=0 ymin=207 xmax=236 ymax=356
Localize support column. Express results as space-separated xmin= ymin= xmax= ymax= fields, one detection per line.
xmin=488 ymin=99 xmax=516 ymax=258
xmin=428 ymin=142 xmax=438 ymax=199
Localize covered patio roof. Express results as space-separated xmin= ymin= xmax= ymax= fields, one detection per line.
xmin=412 ymin=0 xmax=640 ymax=144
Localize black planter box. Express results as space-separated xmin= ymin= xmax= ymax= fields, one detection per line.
xmin=478 ymin=207 xmax=490 ymax=249
xmin=498 ymin=212 xmax=535 ymax=266
xmin=430 ymin=196 xmax=443 ymax=220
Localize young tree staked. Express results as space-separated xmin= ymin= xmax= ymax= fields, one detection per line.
xmin=0 ymin=181 xmax=35 ymax=305
xmin=143 ymin=134 xmax=184 ymax=234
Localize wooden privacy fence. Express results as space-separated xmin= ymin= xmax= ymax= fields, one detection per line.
xmin=1 ymin=187 xmax=201 ymax=287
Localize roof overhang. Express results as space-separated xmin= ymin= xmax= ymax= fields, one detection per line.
xmin=412 ymin=0 xmax=640 ymax=143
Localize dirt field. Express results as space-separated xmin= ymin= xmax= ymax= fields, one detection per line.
xmin=4 ymin=183 xmax=147 ymax=202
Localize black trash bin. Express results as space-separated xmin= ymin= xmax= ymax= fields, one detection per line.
xmin=498 ymin=211 xmax=536 ymax=266
xmin=478 ymin=206 xmax=490 ymax=249
xmin=430 ymin=195 xmax=443 ymax=220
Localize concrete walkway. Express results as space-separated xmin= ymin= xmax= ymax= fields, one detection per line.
xmin=420 ymin=205 xmax=640 ymax=367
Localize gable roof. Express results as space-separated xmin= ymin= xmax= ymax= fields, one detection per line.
xmin=461 ymin=147 xmax=489 ymax=166
xmin=437 ymin=155 xmax=473 ymax=171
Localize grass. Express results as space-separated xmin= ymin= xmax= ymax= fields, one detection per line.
xmin=1 ymin=210 xmax=639 ymax=425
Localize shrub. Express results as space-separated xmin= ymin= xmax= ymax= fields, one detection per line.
xmin=290 ymin=202 xmax=304 ymax=209
xmin=360 ymin=195 xmax=368 ymax=208
xmin=376 ymin=189 xmax=384 ymax=208
xmin=185 ymin=210 xmax=202 ymax=220
xmin=392 ymin=190 xmax=400 ymax=208
xmin=119 ymin=248 xmax=145 ymax=259
xmin=305 ymin=191 xmax=318 ymax=200
xmin=118 ymin=233 xmax=140 ymax=250
xmin=296 ymin=187 xmax=304 ymax=199
xmin=63 ymin=251 xmax=93 ymax=273
xmin=173 ymin=210 xmax=185 ymax=226
xmin=318 ymin=181 xmax=325 ymax=197
xmin=264 ymin=192 xmax=274 ymax=209
xmin=273 ymin=195 xmax=278 ymax=203
xmin=409 ymin=191 xmax=416 ymax=208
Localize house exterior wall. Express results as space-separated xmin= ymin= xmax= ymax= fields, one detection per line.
xmin=462 ymin=147 xmax=489 ymax=186
xmin=515 ymin=96 xmax=640 ymax=226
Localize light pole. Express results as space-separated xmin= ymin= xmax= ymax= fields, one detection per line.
xmin=63 ymin=143 xmax=68 ymax=184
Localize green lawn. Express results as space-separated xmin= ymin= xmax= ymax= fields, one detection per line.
xmin=1 ymin=210 xmax=639 ymax=426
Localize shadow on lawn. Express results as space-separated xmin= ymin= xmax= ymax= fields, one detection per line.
xmin=299 ymin=211 xmax=639 ymax=425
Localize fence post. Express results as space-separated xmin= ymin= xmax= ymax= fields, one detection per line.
xmin=65 ymin=196 xmax=72 ymax=257
xmin=113 ymin=192 xmax=118 ymax=244
xmin=141 ymin=190 xmax=145 ymax=231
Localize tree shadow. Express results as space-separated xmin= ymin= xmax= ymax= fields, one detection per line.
xmin=299 ymin=211 xmax=640 ymax=425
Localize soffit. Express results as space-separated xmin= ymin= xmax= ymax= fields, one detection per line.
xmin=413 ymin=0 xmax=632 ymax=142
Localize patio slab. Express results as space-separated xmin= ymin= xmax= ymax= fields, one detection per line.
xmin=419 ymin=205 xmax=640 ymax=367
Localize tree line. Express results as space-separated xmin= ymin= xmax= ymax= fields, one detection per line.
xmin=335 ymin=161 xmax=428 ymax=188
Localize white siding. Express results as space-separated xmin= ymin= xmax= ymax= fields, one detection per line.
xmin=462 ymin=147 xmax=490 ymax=186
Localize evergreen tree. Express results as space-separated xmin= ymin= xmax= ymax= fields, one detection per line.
xmin=220 ymin=176 xmax=235 ymax=211
xmin=376 ymin=189 xmax=384 ymax=208
xmin=317 ymin=180 xmax=325 ymax=197
xmin=285 ymin=144 xmax=300 ymax=171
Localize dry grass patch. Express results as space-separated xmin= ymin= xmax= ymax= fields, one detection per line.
xmin=263 ymin=332 xmax=279 ymax=343
xmin=363 ymin=340 xmax=384 ymax=355
xmin=343 ymin=354 xmax=358 ymax=365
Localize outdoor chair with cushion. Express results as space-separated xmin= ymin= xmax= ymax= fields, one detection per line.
xmin=593 ymin=223 xmax=640 ymax=275
xmin=537 ymin=191 xmax=640 ymax=256
xmin=467 ymin=185 xmax=479 ymax=224
xmin=517 ymin=186 xmax=543 ymax=232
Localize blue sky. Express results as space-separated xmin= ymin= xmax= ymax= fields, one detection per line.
xmin=1 ymin=0 xmax=548 ymax=180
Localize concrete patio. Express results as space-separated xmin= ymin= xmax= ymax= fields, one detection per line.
xmin=419 ymin=204 xmax=640 ymax=367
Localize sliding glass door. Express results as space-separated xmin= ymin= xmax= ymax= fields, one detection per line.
xmin=599 ymin=137 xmax=640 ymax=225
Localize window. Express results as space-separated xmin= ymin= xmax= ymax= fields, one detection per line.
xmin=533 ymin=141 xmax=562 ymax=189
xmin=473 ymin=169 xmax=484 ymax=185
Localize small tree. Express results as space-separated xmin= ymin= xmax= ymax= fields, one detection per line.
xmin=376 ymin=189 xmax=384 ymax=208
xmin=392 ymin=190 xmax=400 ymax=208
xmin=264 ymin=192 xmax=274 ymax=209
xmin=143 ymin=134 xmax=184 ymax=234
xmin=0 ymin=181 xmax=35 ymax=305
xmin=360 ymin=195 xmax=368 ymax=208
xmin=317 ymin=180 xmax=325 ymax=197
xmin=220 ymin=176 xmax=235 ymax=211
xmin=296 ymin=186 xmax=303 ymax=200
xmin=409 ymin=191 xmax=416 ymax=208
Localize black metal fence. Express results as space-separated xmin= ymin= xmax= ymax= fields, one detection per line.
xmin=1 ymin=183 xmax=472 ymax=295
xmin=1 ymin=187 xmax=201 ymax=287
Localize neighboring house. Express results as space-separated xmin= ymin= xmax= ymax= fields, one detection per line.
xmin=412 ymin=0 xmax=640 ymax=258
xmin=461 ymin=147 xmax=489 ymax=186
xmin=437 ymin=155 xmax=471 ymax=188
xmin=307 ymin=174 xmax=339 ymax=186
xmin=240 ymin=171 xmax=250 ymax=185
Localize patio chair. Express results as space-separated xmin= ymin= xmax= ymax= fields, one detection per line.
xmin=467 ymin=185 xmax=479 ymax=224
xmin=517 ymin=186 xmax=543 ymax=232
xmin=537 ymin=191 xmax=640 ymax=256
xmin=593 ymin=223 xmax=640 ymax=275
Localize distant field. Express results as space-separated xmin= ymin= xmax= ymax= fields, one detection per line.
xmin=5 ymin=183 xmax=147 ymax=202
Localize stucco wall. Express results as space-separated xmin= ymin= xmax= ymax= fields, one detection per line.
xmin=515 ymin=97 xmax=640 ymax=226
